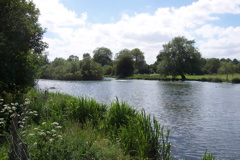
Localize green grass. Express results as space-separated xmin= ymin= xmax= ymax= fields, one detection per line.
xmin=128 ymin=73 xmax=240 ymax=83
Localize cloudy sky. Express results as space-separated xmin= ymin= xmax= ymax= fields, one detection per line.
xmin=33 ymin=0 xmax=240 ymax=64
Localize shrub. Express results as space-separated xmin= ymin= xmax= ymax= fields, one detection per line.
xmin=232 ymin=78 xmax=240 ymax=83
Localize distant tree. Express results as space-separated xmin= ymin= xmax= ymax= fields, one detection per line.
xmin=204 ymin=58 xmax=221 ymax=74
xmin=157 ymin=37 xmax=201 ymax=79
xmin=115 ymin=49 xmax=131 ymax=60
xmin=115 ymin=55 xmax=134 ymax=78
xmin=93 ymin=47 xmax=112 ymax=66
xmin=220 ymin=58 xmax=232 ymax=63
xmin=218 ymin=61 xmax=235 ymax=81
xmin=232 ymin=58 xmax=239 ymax=65
xmin=68 ymin=55 xmax=79 ymax=61
xmin=80 ymin=58 xmax=103 ymax=80
xmin=0 ymin=0 xmax=48 ymax=99
xmin=51 ymin=58 xmax=65 ymax=67
xmin=83 ymin=53 xmax=91 ymax=60
xmin=130 ymin=48 xmax=149 ymax=73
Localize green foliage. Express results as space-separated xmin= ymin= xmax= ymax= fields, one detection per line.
xmin=201 ymin=150 xmax=216 ymax=160
xmin=115 ymin=55 xmax=135 ymax=78
xmin=157 ymin=36 xmax=202 ymax=79
xmin=103 ymin=100 xmax=171 ymax=159
xmin=218 ymin=61 xmax=235 ymax=81
xmin=93 ymin=47 xmax=113 ymax=66
xmin=204 ymin=58 xmax=221 ymax=74
xmin=41 ymin=57 xmax=103 ymax=80
xmin=232 ymin=78 xmax=240 ymax=83
xmin=0 ymin=0 xmax=47 ymax=98
xmin=80 ymin=58 xmax=103 ymax=80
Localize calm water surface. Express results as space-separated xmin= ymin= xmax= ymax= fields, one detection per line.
xmin=36 ymin=78 xmax=240 ymax=159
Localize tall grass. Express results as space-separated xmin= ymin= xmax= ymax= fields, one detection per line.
xmin=102 ymin=100 xmax=171 ymax=159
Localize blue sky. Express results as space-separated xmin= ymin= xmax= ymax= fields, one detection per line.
xmin=33 ymin=0 xmax=240 ymax=64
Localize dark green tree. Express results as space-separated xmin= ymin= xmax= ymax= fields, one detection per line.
xmin=115 ymin=55 xmax=134 ymax=78
xmin=80 ymin=58 xmax=103 ymax=80
xmin=0 ymin=0 xmax=48 ymax=99
xmin=218 ymin=61 xmax=235 ymax=81
xmin=93 ymin=47 xmax=112 ymax=66
xmin=68 ymin=55 xmax=79 ymax=61
xmin=204 ymin=58 xmax=221 ymax=74
xmin=157 ymin=37 xmax=201 ymax=79
xmin=130 ymin=48 xmax=149 ymax=74
xmin=115 ymin=49 xmax=131 ymax=60
xmin=83 ymin=53 xmax=91 ymax=60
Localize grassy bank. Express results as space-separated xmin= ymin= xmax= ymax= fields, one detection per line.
xmin=128 ymin=74 xmax=240 ymax=83
xmin=0 ymin=90 xmax=171 ymax=159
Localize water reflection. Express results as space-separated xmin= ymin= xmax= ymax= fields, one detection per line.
xmin=37 ymin=79 xmax=240 ymax=160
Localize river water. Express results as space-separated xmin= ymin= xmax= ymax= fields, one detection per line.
xmin=36 ymin=78 xmax=240 ymax=159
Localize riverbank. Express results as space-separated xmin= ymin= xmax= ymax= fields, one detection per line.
xmin=127 ymin=74 xmax=240 ymax=83
xmin=0 ymin=89 xmax=171 ymax=159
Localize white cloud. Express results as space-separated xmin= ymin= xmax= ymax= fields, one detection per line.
xmin=33 ymin=0 xmax=240 ymax=64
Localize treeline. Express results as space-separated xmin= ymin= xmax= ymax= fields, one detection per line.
xmin=41 ymin=41 xmax=240 ymax=80
xmin=41 ymin=54 xmax=103 ymax=80
xmin=41 ymin=47 xmax=150 ymax=80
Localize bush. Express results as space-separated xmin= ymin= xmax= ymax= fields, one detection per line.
xmin=232 ymin=78 xmax=240 ymax=83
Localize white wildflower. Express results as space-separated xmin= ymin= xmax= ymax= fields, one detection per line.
xmin=42 ymin=122 xmax=46 ymax=125
xmin=49 ymin=138 xmax=53 ymax=142
xmin=52 ymin=122 xmax=59 ymax=126
xmin=56 ymin=126 xmax=62 ymax=129
xmin=0 ymin=99 xmax=3 ymax=101
xmin=38 ymin=132 xmax=46 ymax=136
xmin=33 ymin=128 xmax=38 ymax=130
xmin=29 ymin=133 xmax=34 ymax=136
xmin=12 ymin=107 xmax=16 ymax=110
xmin=51 ymin=129 xmax=56 ymax=133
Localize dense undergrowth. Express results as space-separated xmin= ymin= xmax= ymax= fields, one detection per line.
xmin=0 ymin=89 xmax=172 ymax=159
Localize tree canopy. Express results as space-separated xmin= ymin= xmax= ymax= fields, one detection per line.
xmin=157 ymin=37 xmax=202 ymax=79
xmin=41 ymin=56 xmax=103 ymax=80
xmin=115 ymin=55 xmax=134 ymax=78
xmin=0 ymin=0 xmax=48 ymax=99
xmin=93 ymin=47 xmax=113 ymax=66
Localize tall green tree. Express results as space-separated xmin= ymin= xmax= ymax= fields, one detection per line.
xmin=218 ymin=61 xmax=235 ymax=81
xmin=115 ymin=49 xmax=131 ymax=60
xmin=115 ymin=55 xmax=134 ymax=78
xmin=68 ymin=55 xmax=79 ymax=61
xmin=93 ymin=47 xmax=112 ymax=66
xmin=0 ymin=0 xmax=48 ymax=99
xmin=157 ymin=37 xmax=201 ymax=79
xmin=130 ymin=48 xmax=149 ymax=74
xmin=204 ymin=58 xmax=221 ymax=74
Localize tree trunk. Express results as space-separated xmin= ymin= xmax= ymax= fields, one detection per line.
xmin=180 ymin=73 xmax=186 ymax=80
